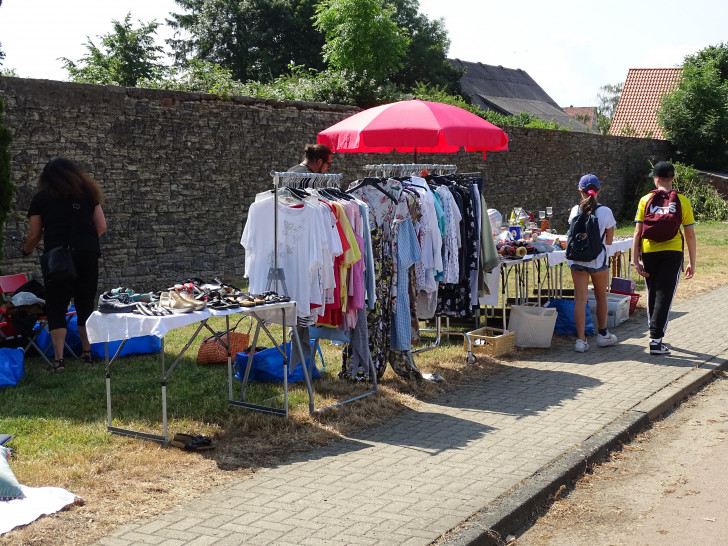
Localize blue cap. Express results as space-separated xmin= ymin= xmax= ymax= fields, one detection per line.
xmin=578 ymin=174 xmax=600 ymax=191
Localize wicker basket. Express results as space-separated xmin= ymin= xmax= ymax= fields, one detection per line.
xmin=196 ymin=331 xmax=250 ymax=365
xmin=465 ymin=327 xmax=516 ymax=357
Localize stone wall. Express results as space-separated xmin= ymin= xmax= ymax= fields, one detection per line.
xmin=0 ymin=77 xmax=672 ymax=289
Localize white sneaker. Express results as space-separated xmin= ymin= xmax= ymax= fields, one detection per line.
xmin=597 ymin=332 xmax=618 ymax=347
xmin=575 ymin=339 xmax=590 ymax=352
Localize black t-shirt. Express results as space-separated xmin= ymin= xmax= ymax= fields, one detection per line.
xmin=27 ymin=191 xmax=101 ymax=255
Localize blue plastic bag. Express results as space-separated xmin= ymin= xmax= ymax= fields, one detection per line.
xmin=90 ymin=336 xmax=162 ymax=359
xmin=33 ymin=307 xmax=82 ymax=357
xmin=545 ymin=298 xmax=595 ymax=336
xmin=0 ymin=347 xmax=25 ymax=388
xmin=235 ymin=340 xmax=323 ymax=383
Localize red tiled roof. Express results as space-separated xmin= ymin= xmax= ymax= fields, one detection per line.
xmin=609 ymin=68 xmax=682 ymax=140
xmin=563 ymin=106 xmax=597 ymax=130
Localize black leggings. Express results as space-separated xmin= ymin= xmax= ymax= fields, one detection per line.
xmin=45 ymin=251 xmax=99 ymax=331
xmin=641 ymin=250 xmax=682 ymax=339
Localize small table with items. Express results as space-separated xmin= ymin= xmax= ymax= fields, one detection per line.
xmin=86 ymin=301 xmax=314 ymax=443
xmin=495 ymin=237 xmax=634 ymax=330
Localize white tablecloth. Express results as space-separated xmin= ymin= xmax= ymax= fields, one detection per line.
xmin=86 ymin=301 xmax=299 ymax=344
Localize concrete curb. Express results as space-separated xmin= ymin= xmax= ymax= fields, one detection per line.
xmin=439 ymin=353 xmax=728 ymax=546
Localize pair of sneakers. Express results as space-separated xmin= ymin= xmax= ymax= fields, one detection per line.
xmin=575 ymin=332 xmax=618 ymax=352
xmin=650 ymin=339 xmax=670 ymax=355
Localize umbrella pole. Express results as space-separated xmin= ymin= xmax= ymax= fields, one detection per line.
xmin=413 ymin=149 xmax=418 ymax=164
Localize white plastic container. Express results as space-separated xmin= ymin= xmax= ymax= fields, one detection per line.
xmin=587 ymin=290 xmax=630 ymax=329
xmin=507 ymin=305 xmax=558 ymax=348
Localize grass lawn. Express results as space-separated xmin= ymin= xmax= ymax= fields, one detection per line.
xmin=1 ymin=221 xmax=726 ymax=545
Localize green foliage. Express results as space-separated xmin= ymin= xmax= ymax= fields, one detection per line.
xmin=61 ymin=13 xmax=168 ymax=86
xmin=141 ymin=61 xmax=402 ymax=106
xmin=167 ymin=0 xmax=326 ymax=84
xmin=387 ymin=0 xmax=463 ymax=95
xmin=139 ymin=60 xmax=247 ymax=99
xmin=596 ymin=82 xmax=623 ymax=135
xmin=658 ymin=43 xmax=728 ymax=170
xmin=314 ymin=0 xmax=409 ymax=83
xmin=629 ymin=160 xmax=728 ymax=222
xmin=0 ymin=98 xmax=14 ymax=261
xmin=673 ymin=163 xmax=728 ymax=221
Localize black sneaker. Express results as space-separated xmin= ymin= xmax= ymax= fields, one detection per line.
xmin=650 ymin=341 xmax=670 ymax=355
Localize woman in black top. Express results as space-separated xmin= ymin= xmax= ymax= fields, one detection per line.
xmin=22 ymin=158 xmax=107 ymax=371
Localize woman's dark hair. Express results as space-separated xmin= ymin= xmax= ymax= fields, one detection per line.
xmin=579 ymin=183 xmax=599 ymax=215
xmin=38 ymin=157 xmax=104 ymax=204
xmin=302 ymin=144 xmax=332 ymax=164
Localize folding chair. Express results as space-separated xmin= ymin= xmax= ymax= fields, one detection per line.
xmin=0 ymin=273 xmax=78 ymax=367
xmin=0 ymin=274 xmax=28 ymax=344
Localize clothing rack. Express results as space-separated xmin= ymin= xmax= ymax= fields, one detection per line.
xmin=362 ymin=163 xmax=458 ymax=177
xmin=266 ymin=170 xmax=378 ymax=408
xmin=268 ymin=171 xmax=343 ymax=294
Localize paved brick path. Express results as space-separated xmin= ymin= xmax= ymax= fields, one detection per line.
xmin=98 ymin=285 xmax=728 ymax=545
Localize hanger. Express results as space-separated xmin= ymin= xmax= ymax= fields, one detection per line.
xmin=346 ymin=177 xmax=397 ymax=203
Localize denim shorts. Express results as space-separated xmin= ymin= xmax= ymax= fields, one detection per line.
xmin=570 ymin=263 xmax=609 ymax=274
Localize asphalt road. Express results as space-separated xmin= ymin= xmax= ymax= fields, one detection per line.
xmin=513 ymin=372 xmax=728 ymax=545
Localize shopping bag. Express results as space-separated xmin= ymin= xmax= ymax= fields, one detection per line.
xmin=90 ymin=335 xmax=162 ymax=359
xmin=545 ymin=298 xmax=595 ymax=337
xmin=235 ymin=340 xmax=323 ymax=383
xmin=0 ymin=347 xmax=25 ymax=388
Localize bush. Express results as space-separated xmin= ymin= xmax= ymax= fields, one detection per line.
xmin=629 ymin=161 xmax=728 ymax=222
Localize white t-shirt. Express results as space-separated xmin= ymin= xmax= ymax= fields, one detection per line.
xmin=241 ymin=196 xmax=323 ymax=317
xmin=566 ymin=203 xmax=616 ymax=269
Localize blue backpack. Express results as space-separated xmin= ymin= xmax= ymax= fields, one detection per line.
xmin=566 ymin=205 xmax=606 ymax=264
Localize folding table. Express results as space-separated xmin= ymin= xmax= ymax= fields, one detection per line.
xmin=85 ymin=302 xmax=314 ymax=442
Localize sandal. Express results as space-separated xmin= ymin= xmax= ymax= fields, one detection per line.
xmin=82 ymin=351 xmax=93 ymax=364
xmin=52 ymin=359 xmax=65 ymax=372
xmin=170 ymin=433 xmax=215 ymax=451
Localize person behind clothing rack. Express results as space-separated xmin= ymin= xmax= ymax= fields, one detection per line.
xmin=289 ymin=144 xmax=332 ymax=174
xmin=22 ymin=158 xmax=107 ymax=372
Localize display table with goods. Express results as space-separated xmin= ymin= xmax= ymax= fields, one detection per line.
xmin=492 ymin=235 xmax=634 ymax=332
xmin=86 ymin=293 xmax=312 ymax=443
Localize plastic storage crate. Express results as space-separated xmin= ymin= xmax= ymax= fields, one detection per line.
xmin=609 ymin=289 xmax=640 ymax=315
xmin=466 ymin=327 xmax=516 ymax=357
xmin=507 ymin=305 xmax=558 ymax=348
xmin=587 ymin=290 xmax=631 ymax=329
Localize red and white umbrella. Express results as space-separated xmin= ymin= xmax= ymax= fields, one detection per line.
xmin=317 ymin=99 xmax=508 ymax=160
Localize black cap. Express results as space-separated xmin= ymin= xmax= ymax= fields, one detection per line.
xmin=650 ymin=161 xmax=675 ymax=178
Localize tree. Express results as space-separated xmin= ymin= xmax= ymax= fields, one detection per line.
xmin=314 ymin=0 xmax=409 ymax=83
xmin=61 ymin=13 xmax=168 ymax=87
xmin=596 ymin=82 xmax=623 ymax=135
xmin=384 ymin=0 xmax=463 ymax=95
xmin=167 ymin=0 xmax=325 ymax=83
xmin=658 ymin=43 xmax=728 ymax=170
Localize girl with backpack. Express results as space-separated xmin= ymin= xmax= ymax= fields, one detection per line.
xmin=567 ymin=174 xmax=618 ymax=352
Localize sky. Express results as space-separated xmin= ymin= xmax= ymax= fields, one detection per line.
xmin=1 ymin=0 xmax=726 ymax=107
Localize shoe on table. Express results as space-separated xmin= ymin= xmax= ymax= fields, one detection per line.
xmin=650 ymin=340 xmax=670 ymax=355
xmin=575 ymin=338 xmax=590 ymax=352
xmin=597 ymin=332 xmax=618 ymax=347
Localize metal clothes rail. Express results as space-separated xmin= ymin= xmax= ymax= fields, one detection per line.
xmin=362 ymin=163 xmax=458 ymax=177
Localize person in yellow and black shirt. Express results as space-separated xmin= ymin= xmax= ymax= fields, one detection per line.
xmin=632 ymin=161 xmax=697 ymax=355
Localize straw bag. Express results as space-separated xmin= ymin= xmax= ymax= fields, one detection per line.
xmin=196 ymin=316 xmax=251 ymax=365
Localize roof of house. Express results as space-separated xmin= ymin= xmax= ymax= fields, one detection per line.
xmin=563 ymin=106 xmax=598 ymax=130
xmin=450 ymin=59 xmax=588 ymax=132
xmin=609 ymin=68 xmax=683 ymax=139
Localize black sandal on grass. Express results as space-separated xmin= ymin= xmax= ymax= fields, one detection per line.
xmin=52 ymin=359 xmax=65 ymax=372
xmin=82 ymin=351 xmax=93 ymax=364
